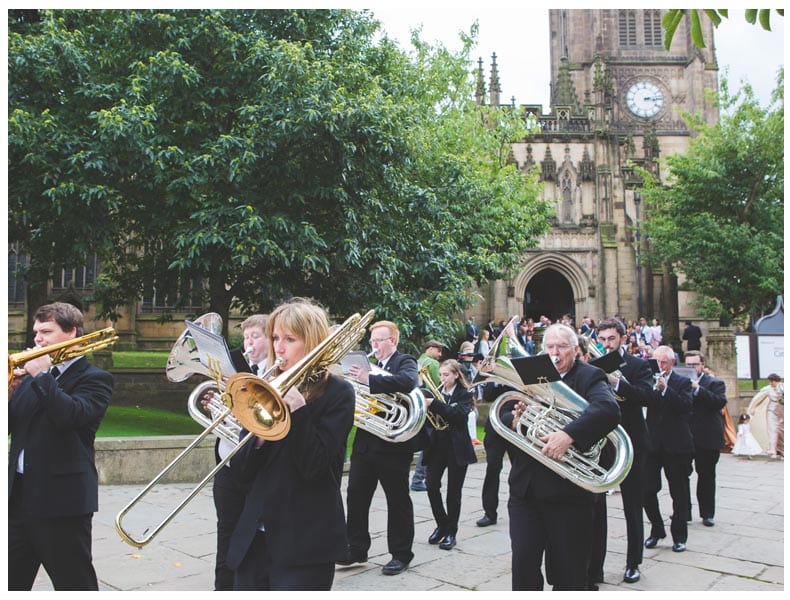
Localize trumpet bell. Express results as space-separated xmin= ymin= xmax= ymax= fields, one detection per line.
xmin=225 ymin=373 xmax=290 ymax=441
xmin=166 ymin=313 xmax=223 ymax=383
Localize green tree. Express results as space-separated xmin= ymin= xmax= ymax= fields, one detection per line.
xmin=8 ymin=9 xmax=550 ymax=347
xmin=662 ymin=8 xmax=784 ymax=49
xmin=638 ymin=71 xmax=784 ymax=326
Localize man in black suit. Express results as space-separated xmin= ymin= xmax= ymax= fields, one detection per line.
xmin=682 ymin=320 xmax=703 ymax=352
xmin=593 ymin=318 xmax=654 ymax=585
xmin=341 ymin=320 xmax=421 ymax=576
xmin=505 ymin=324 xmax=621 ymax=590
xmin=643 ymin=345 xmax=694 ymax=553
xmin=8 ymin=302 xmax=114 ymax=590
xmin=685 ymin=351 xmax=728 ymax=527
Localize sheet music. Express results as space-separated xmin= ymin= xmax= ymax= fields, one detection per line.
xmin=339 ymin=351 xmax=372 ymax=375
xmin=184 ymin=319 xmax=237 ymax=379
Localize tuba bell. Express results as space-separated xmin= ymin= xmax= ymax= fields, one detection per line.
xmin=481 ymin=356 xmax=633 ymax=493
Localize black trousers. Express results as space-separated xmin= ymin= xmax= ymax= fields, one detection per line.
xmin=481 ymin=419 xmax=507 ymax=520
xmin=213 ymin=463 xmax=247 ymax=590
xmin=8 ymin=476 xmax=97 ymax=591
xmin=643 ymin=450 xmax=693 ymax=543
xmin=619 ymin=450 xmax=646 ymax=568
xmin=691 ymin=447 xmax=721 ymax=519
xmin=346 ymin=451 xmax=415 ymax=563
xmin=509 ymin=491 xmax=595 ymax=590
xmin=234 ymin=531 xmax=335 ymax=590
xmin=588 ymin=493 xmax=607 ymax=585
xmin=425 ymin=453 xmax=468 ymax=536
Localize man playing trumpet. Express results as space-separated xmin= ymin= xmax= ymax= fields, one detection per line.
xmin=8 ymin=302 xmax=114 ymax=590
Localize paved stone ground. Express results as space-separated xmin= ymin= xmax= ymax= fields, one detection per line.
xmin=31 ymin=451 xmax=783 ymax=592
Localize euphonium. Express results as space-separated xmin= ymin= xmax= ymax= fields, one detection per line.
xmin=345 ymin=362 xmax=427 ymax=442
xmin=482 ymin=356 xmax=633 ymax=493
xmin=418 ymin=364 xmax=449 ymax=431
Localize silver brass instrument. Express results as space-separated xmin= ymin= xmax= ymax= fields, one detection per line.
xmin=115 ymin=309 xmax=376 ymax=548
xmin=482 ymin=356 xmax=633 ymax=493
xmin=8 ymin=327 xmax=119 ymax=388
xmin=346 ymin=358 xmax=427 ymax=442
xmin=585 ymin=337 xmax=629 ymax=402
xmin=653 ymin=371 xmax=668 ymax=391
xmin=418 ymin=364 xmax=449 ymax=431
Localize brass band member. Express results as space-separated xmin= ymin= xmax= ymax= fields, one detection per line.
xmin=9 ymin=302 xmax=114 ymax=590
xmin=225 ymin=298 xmax=355 ymax=590
xmin=504 ymin=324 xmax=620 ymax=590
xmin=340 ymin=320 xmax=421 ymax=576
xmin=424 ymin=359 xmax=477 ymax=550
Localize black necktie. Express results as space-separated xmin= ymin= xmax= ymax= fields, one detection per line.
xmin=50 ymin=366 xmax=60 ymax=378
xmin=250 ymin=364 xmax=259 ymax=375
xmin=377 ymin=361 xmax=384 ymax=369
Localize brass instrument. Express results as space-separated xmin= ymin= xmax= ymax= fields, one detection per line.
xmin=482 ymin=356 xmax=633 ymax=493
xmin=8 ymin=327 xmax=119 ymax=388
xmin=584 ymin=337 xmax=629 ymax=402
xmin=653 ymin=371 xmax=668 ymax=391
xmin=418 ymin=364 xmax=449 ymax=431
xmin=115 ymin=309 xmax=376 ymax=548
xmin=344 ymin=358 xmax=427 ymax=442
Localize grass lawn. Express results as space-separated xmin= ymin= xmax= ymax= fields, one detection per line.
xmin=98 ymin=405 xmax=203 ymax=437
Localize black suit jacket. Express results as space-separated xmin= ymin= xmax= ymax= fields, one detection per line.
xmin=352 ymin=350 xmax=423 ymax=455
xmin=8 ymin=357 xmax=113 ymax=516
xmin=689 ymin=373 xmax=728 ymax=450
xmin=506 ymin=359 xmax=621 ymax=503
xmin=226 ymin=374 xmax=355 ymax=570
xmin=614 ymin=352 xmax=653 ymax=453
xmin=423 ymin=385 xmax=477 ymax=467
xmin=645 ymin=370 xmax=694 ymax=454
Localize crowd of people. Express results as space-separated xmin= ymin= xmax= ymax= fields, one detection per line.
xmin=9 ymin=301 xmax=783 ymax=591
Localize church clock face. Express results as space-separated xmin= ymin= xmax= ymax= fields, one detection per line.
xmin=625 ymin=80 xmax=664 ymax=118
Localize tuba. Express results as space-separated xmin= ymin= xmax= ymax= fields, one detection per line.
xmin=115 ymin=309 xmax=376 ymax=548
xmin=482 ymin=356 xmax=633 ymax=493
xmin=8 ymin=327 xmax=119 ymax=388
xmin=418 ymin=364 xmax=449 ymax=431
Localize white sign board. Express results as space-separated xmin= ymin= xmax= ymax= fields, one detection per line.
xmin=757 ymin=335 xmax=784 ymax=378
xmin=735 ymin=335 xmax=751 ymax=379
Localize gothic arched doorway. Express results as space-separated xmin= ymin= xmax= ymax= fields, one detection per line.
xmin=523 ymin=269 xmax=575 ymax=323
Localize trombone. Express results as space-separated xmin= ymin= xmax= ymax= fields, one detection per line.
xmin=8 ymin=327 xmax=119 ymax=388
xmin=114 ymin=309 xmax=376 ymax=548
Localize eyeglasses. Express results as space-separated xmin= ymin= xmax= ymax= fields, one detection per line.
xmin=685 ymin=362 xmax=702 ymax=367
xmin=543 ymin=344 xmax=573 ymax=352
xmin=370 ymin=337 xmax=393 ymax=344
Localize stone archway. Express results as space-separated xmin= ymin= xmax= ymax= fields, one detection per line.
xmin=513 ymin=253 xmax=592 ymax=324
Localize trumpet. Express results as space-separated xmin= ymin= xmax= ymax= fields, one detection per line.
xmin=653 ymin=371 xmax=668 ymax=391
xmin=418 ymin=364 xmax=449 ymax=431
xmin=8 ymin=327 xmax=119 ymax=388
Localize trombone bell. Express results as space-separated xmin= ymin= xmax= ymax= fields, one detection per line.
xmin=225 ymin=373 xmax=290 ymax=441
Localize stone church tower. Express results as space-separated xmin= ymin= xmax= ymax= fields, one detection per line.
xmin=474 ymin=9 xmax=719 ymax=345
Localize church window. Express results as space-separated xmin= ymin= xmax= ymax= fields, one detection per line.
xmin=561 ymin=171 xmax=574 ymax=222
xmin=8 ymin=243 xmax=27 ymax=308
xmin=618 ymin=10 xmax=637 ymax=47
xmin=644 ymin=10 xmax=663 ymax=46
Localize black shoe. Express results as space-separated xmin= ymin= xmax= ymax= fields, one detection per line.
xmin=672 ymin=542 xmax=686 ymax=553
xmin=702 ymin=517 xmax=715 ymax=527
xmin=336 ymin=550 xmax=367 ymax=566
xmin=476 ymin=514 xmax=497 ymax=527
xmin=438 ymin=534 xmax=456 ymax=550
xmin=623 ymin=567 xmax=641 ymax=583
xmin=644 ymin=534 xmax=665 ymax=549
xmin=428 ymin=528 xmax=444 ymax=544
xmin=382 ymin=558 xmax=409 ymax=575
xmin=410 ymin=482 xmax=427 ymax=492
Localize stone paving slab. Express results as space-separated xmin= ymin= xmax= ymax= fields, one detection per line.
xmin=28 ymin=452 xmax=783 ymax=592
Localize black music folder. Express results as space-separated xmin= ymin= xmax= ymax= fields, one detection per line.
xmin=647 ymin=358 xmax=660 ymax=374
xmin=589 ymin=350 xmax=626 ymax=374
xmin=510 ymin=354 xmax=561 ymax=385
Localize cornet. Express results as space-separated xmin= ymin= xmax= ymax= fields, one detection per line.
xmin=418 ymin=364 xmax=449 ymax=431
xmin=653 ymin=371 xmax=668 ymax=391
xmin=8 ymin=327 xmax=119 ymax=388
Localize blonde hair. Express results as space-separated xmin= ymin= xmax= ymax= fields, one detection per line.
xmin=241 ymin=314 xmax=267 ymax=333
xmin=265 ymin=297 xmax=329 ymax=367
xmin=440 ymin=358 xmax=470 ymax=389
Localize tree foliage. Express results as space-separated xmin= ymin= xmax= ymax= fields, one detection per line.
xmin=638 ymin=71 xmax=784 ymax=326
xmin=663 ymin=8 xmax=784 ymax=49
xmin=8 ymin=9 xmax=550 ymax=348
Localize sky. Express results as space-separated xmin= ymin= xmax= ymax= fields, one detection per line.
xmin=366 ymin=3 xmax=784 ymax=110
